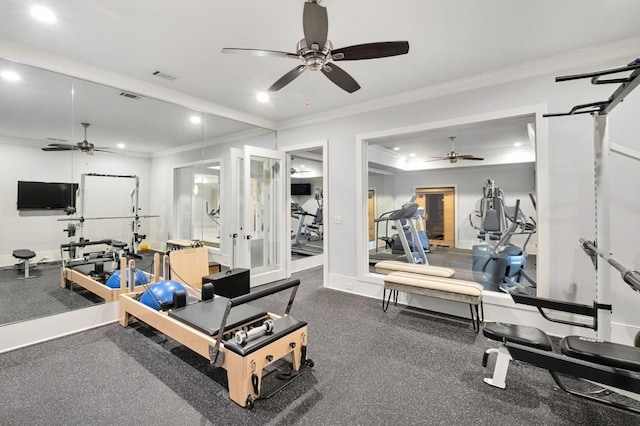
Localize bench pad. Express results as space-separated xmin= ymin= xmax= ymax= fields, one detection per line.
xmin=168 ymin=297 xmax=268 ymax=336
xmin=561 ymin=335 xmax=640 ymax=372
xmin=483 ymin=322 xmax=552 ymax=351
xmin=383 ymin=271 xmax=482 ymax=305
xmin=375 ymin=260 xmax=455 ymax=278
xmin=224 ymin=315 xmax=307 ymax=357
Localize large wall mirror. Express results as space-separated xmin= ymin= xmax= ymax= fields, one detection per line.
xmin=0 ymin=57 xmax=272 ymax=330
xmin=365 ymin=114 xmax=538 ymax=295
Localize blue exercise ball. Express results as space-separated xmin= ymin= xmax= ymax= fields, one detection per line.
xmin=139 ymin=280 xmax=186 ymax=310
xmin=105 ymin=268 xmax=150 ymax=289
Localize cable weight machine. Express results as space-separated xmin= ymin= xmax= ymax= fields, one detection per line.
xmin=59 ymin=173 xmax=159 ymax=261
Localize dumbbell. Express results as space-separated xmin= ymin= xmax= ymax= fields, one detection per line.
xmin=235 ymin=320 xmax=275 ymax=345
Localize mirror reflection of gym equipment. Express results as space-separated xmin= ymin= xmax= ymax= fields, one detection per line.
xmin=370 ymin=196 xmax=430 ymax=265
xmin=291 ymin=187 xmax=323 ymax=257
xmin=469 ymin=179 xmax=537 ymax=292
xmin=290 ymin=152 xmax=324 ymax=260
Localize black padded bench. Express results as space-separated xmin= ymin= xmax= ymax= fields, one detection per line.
xmin=13 ymin=249 xmax=36 ymax=279
xmin=482 ymin=322 xmax=553 ymax=388
xmin=168 ymin=296 xmax=268 ymax=337
xmin=561 ymin=336 xmax=640 ymax=372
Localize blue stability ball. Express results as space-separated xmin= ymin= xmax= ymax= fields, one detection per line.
xmin=139 ymin=280 xmax=186 ymax=310
xmin=105 ymin=268 xmax=150 ymax=289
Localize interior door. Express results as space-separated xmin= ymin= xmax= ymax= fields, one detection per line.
xmin=368 ymin=190 xmax=376 ymax=242
xmin=416 ymin=187 xmax=455 ymax=248
xmin=242 ymin=145 xmax=287 ymax=286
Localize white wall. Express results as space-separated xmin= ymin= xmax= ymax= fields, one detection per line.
xmin=393 ymin=162 xmax=536 ymax=250
xmin=0 ymin=139 xmax=151 ymax=265
xmin=275 ymin=57 xmax=640 ymax=340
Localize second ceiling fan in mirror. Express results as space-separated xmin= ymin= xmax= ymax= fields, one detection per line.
xmin=426 ymin=136 xmax=484 ymax=164
xmin=42 ymin=123 xmax=116 ymax=155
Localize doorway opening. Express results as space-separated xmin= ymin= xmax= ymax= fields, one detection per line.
xmin=416 ymin=187 xmax=455 ymax=248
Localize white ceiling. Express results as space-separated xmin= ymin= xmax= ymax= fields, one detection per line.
xmin=368 ymin=114 xmax=535 ymax=170
xmin=0 ymin=1 xmax=639 ymax=153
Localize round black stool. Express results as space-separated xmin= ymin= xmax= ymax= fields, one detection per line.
xmin=13 ymin=249 xmax=36 ymax=279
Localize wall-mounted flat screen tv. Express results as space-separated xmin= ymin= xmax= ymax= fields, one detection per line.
xmin=291 ymin=183 xmax=312 ymax=196
xmin=17 ymin=181 xmax=78 ymax=210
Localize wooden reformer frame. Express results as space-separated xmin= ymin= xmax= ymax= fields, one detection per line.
xmin=118 ymin=278 xmax=311 ymax=408
xmin=61 ymin=253 xmax=161 ymax=302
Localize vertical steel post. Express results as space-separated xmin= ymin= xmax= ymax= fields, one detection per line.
xmin=594 ymin=114 xmax=611 ymax=340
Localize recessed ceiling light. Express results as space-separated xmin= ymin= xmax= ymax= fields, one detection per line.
xmin=30 ymin=6 xmax=57 ymax=23
xmin=256 ymin=92 xmax=270 ymax=103
xmin=513 ymin=142 xmax=522 ymax=147
xmin=190 ymin=115 xmax=202 ymax=124
xmin=393 ymin=147 xmax=400 ymax=151
xmin=410 ymin=153 xmax=416 ymax=158
xmin=117 ymin=143 xmax=126 ymax=149
xmin=1 ymin=70 xmax=20 ymax=82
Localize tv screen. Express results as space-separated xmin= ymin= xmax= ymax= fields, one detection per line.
xmin=17 ymin=181 xmax=78 ymax=210
xmin=291 ymin=183 xmax=312 ymax=196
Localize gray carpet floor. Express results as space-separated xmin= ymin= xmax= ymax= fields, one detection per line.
xmin=0 ymin=252 xmax=160 ymax=326
xmin=0 ymin=266 xmax=636 ymax=425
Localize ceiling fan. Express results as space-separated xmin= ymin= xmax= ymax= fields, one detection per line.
xmin=42 ymin=123 xmax=116 ymax=155
xmin=222 ymin=0 xmax=409 ymax=93
xmin=426 ymin=136 xmax=484 ymax=164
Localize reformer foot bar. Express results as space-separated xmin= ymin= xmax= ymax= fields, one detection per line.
xmin=119 ymin=278 xmax=313 ymax=409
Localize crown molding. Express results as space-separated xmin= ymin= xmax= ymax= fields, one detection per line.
xmin=276 ymin=35 xmax=640 ymax=131
xmin=0 ymin=38 xmax=277 ymax=131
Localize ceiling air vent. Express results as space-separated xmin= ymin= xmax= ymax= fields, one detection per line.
xmin=152 ymin=70 xmax=178 ymax=81
xmin=119 ymin=91 xmax=141 ymax=100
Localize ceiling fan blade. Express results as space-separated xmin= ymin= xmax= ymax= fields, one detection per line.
xmin=268 ymin=65 xmax=306 ymax=91
xmin=93 ymin=149 xmax=120 ymax=154
xmin=221 ymin=48 xmax=299 ymax=59
xmin=458 ymin=155 xmax=485 ymax=160
xmin=303 ymin=1 xmax=328 ymax=49
xmin=424 ymin=157 xmax=448 ymax=162
xmin=331 ymin=41 xmax=409 ymax=61
xmin=42 ymin=146 xmax=74 ymax=151
xmin=45 ymin=143 xmax=76 ymax=149
xmin=321 ymin=63 xmax=360 ymax=93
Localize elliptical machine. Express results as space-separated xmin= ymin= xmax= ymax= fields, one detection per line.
xmin=472 ymin=180 xmax=536 ymax=292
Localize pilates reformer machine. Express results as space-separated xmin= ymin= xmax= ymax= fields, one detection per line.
xmin=482 ymin=57 xmax=640 ymax=414
xmin=60 ymin=239 xmax=161 ymax=302
xmin=119 ymin=276 xmax=314 ymax=409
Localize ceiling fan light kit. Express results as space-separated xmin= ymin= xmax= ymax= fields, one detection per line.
xmin=222 ymin=0 xmax=409 ymax=93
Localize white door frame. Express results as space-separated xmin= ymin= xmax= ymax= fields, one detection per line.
xmin=283 ymin=140 xmax=328 ymax=279
xmin=355 ymin=104 xmax=549 ymax=304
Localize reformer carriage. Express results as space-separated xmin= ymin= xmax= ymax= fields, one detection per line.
xmin=119 ymin=277 xmax=313 ymax=409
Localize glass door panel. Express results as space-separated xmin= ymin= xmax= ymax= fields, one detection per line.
xmin=243 ymin=146 xmax=287 ymax=286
